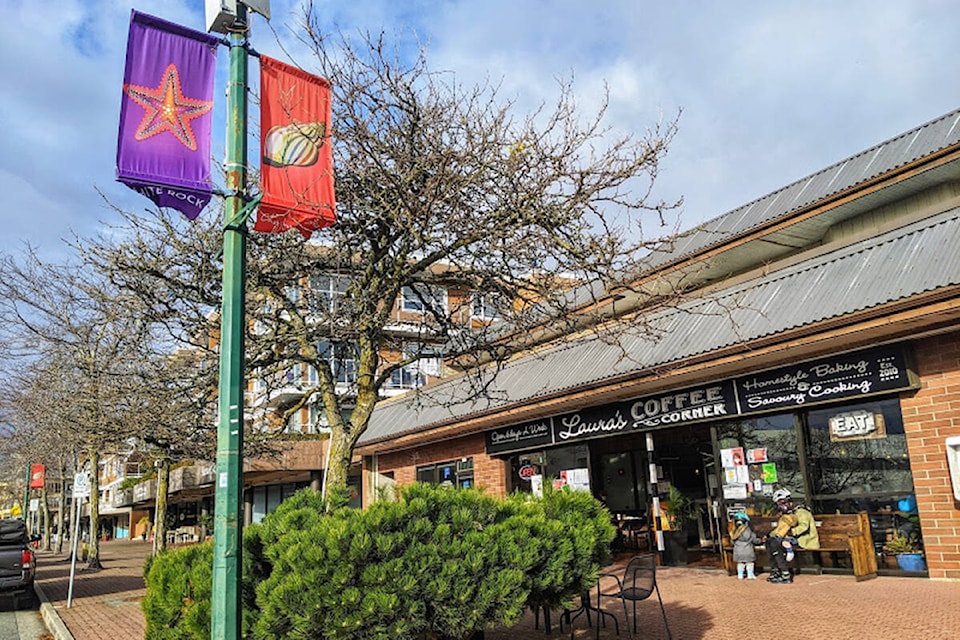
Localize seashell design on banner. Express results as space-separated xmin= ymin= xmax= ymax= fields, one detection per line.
xmin=262 ymin=121 xmax=326 ymax=168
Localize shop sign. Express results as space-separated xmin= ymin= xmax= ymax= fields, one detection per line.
xmin=622 ymin=381 xmax=738 ymax=429
xmin=735 ymin=344 xmax=912 ymax=414
xmin=829 ymin=409 xmax=886 ymax=441
xmin=517 ymin=463 xmax=539 ymax=479
xmin=550 ymin=380 xmax=738 ymax=444
xmin=485 ymin=418 xmax=553 ymax=455
xmin=484 ymin=344 xmax=913 ymax=456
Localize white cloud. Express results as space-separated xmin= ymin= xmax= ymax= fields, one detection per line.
xmin=1 ymin=0 xmax=959 ymax=259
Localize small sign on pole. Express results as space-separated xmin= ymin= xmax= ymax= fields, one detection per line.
xmin=68 ymin=472 xmax=89 ymax=608
xmin=72 ymin=472 xmax=90 ymax=499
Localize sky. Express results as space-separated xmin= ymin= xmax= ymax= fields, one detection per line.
xmin=2 ymin=0 xmax=960 ymax=261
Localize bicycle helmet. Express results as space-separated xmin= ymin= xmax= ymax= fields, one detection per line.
xmin=733 ymin=511 xmax=750 ymax=523
xmin=772 ymin=489 xmax=792 ymax=503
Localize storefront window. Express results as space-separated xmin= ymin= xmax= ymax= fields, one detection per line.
xmin=508 ymin=444 xmax=590 ymax=494
xmin=717 ymin=413 xmax=805 ymax=510
xmin=416 ymin=458 xmax=474 ymax=488
xmin=804 ymin=398 xmax=914 ymax=511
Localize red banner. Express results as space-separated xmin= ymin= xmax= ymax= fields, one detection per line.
xmin=29 ymin=464 xmax=45 ymax=489
xmin=256 ymin=56 xmax=336 ymax=237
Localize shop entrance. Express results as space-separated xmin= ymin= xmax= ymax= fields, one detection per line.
xmin=654 ymin=425 xmax=723 ymax=564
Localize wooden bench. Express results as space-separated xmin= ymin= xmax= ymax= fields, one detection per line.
xmin=722 ymin=511 xmax=877 ymax=581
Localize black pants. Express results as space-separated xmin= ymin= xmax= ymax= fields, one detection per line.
xmin=765 ymin=537 xmax=790 ymax=573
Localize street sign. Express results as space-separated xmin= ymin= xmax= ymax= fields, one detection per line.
xmin=72 ymin=472 xmax=90 ymax=498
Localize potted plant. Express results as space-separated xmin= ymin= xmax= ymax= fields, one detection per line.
xmin=883 ymin=533 xmax=926 ymax=572
xmin=661 ymin=485 xmax=699 ymax=565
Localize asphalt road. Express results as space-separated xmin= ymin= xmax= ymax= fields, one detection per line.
xmin=0 ymin=591 xmax=48 ymax=639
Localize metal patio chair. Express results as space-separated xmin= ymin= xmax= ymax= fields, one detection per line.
xmin=596 ymin=553 xmax=671 ymax=640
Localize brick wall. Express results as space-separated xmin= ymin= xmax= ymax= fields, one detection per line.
xmin=371 ymin=432 xmax=508 ymax=501
xmin=900 ymin=333 xmax=960 ymax=580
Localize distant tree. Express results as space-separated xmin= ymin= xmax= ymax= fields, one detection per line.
xmin=1 ymin=356 xmax=85 ymax=553
xmin=81 ymin=16 xmax=682 ymax=498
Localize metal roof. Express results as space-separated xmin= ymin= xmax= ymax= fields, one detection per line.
xmin=361 ymin=207 xmax=960 ymax=444
xmin=640 ymin=108 xmax=960 ymax=271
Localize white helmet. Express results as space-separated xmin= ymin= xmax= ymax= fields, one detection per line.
xmin=772 ymin=489 xmax=792 ymax=503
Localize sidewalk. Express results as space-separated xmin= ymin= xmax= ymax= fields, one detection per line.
xmin=33 ymin=541 xmax=960 ymax=639
xmin=34 ymin=540 xmax=148 ymax=640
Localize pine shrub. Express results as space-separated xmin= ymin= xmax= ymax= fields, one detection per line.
xmin=142 ymin=483 xmax=615 ymax=640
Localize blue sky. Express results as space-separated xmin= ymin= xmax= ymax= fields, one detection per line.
xmin=2 ymin=0 xmax=959 ymax=260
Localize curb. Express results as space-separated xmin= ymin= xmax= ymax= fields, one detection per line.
xmin=33 ymin=582 xmax=74 ymax=640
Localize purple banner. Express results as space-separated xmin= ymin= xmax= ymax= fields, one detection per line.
xmin=116 ymin=11 xmax=218 ymax=219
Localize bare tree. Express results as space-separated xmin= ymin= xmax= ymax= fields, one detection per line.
xmin=0 ymin=250 xmax=159 ymax=568
xmin=81 ymin=18 xmax=683 ymax=497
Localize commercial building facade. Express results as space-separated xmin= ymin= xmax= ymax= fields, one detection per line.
xmin=356 ymin=107 xmax=960 ymax=580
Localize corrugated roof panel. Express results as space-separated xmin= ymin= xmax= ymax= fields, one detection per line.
xmin=362 ymin=208 xmax=960 ymax=444
xmin=643 ymin=107 xmax=960 ymax=271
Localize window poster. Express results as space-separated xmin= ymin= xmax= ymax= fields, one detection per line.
xmin=761 ymin=463 xmax=779 ymax=483
xmin=720 ymin=448 xmax=733 ymax=468
xmin=746 ymin=448 xmax=768 ymax=463
xmin=731 ymin=447 xmax=745 ymax=466
xmin=734 ymin=465 xmax=750 ymax=483
xmin=724 ymin=468 xmax=737 ymax=484
xmin=563 ymin=468 xmax=591 ymax=492
xmin=723 ymin=483 xmax=748 ymax=499
xmin=721 ymin=446 xmax=746 ymax=468
xmin=530 ymin=474 xmax=543 ymax=498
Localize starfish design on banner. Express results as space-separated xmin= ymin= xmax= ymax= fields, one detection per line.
xmin=124 ymin=63 xmax=212 ymax=151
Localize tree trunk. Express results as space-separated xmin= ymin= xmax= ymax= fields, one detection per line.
xmin=40 ymin=483 xmax=51 ymax=551
xmin=153 ymin=459 xmax=169 ymax=555
xmin=86 ymin=449 xmax=103 ymax=570
xmin=55 ymin=458 xmax=66 ymax=554
xmin=321 ymin=428 xmax=361 ymax=504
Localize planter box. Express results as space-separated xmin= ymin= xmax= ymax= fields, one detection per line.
xmin=663 ymin=530 xmax=688 ymax=565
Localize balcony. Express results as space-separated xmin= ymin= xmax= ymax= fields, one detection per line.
xmin=133 ymin=478 xmax=157 ymax=503
xmin=196 ymin=462 xmax=216 ymax=486
xmin=113 ymin=489 xmax=134 ymax=508
xmin=169 ymin=466 xmax=197 ymax=493
xmin=249 ymin=381 xmax=311 ymax=409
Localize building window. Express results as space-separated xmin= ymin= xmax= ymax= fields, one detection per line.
xmin=715 ymin=397 xmax=916 ymax=516
xmin=416 ymin=458 xmax=474 ymax=488
xmin=471 ymin=293 xmax=502 ymax=322
xmin=285 ymin=408 xmax=304 ymax=434
xmin=402 ymin=284 xmax=447 ymax=314
xmin=318 ymin=340 xmax=358 ymax=384
xmin=388 ymin=342 xmax=443 ymax=390
xmin=717 ymin=412 xmax=806 ymax=504
xmin=309 ymin=274 xmax=348 ymax=315
xmin=251 ymin=482 xmax=310 ymax=523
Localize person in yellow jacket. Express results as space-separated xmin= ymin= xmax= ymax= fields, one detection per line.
xmin=763 ymin=489 xmax=819 ymax=583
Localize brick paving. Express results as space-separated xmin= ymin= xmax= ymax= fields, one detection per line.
xmin=32 ymin=541 xmax=960 ymax=640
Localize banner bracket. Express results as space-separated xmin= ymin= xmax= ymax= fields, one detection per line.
xmin=223 ymin=193 xmax=262 ymax=230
